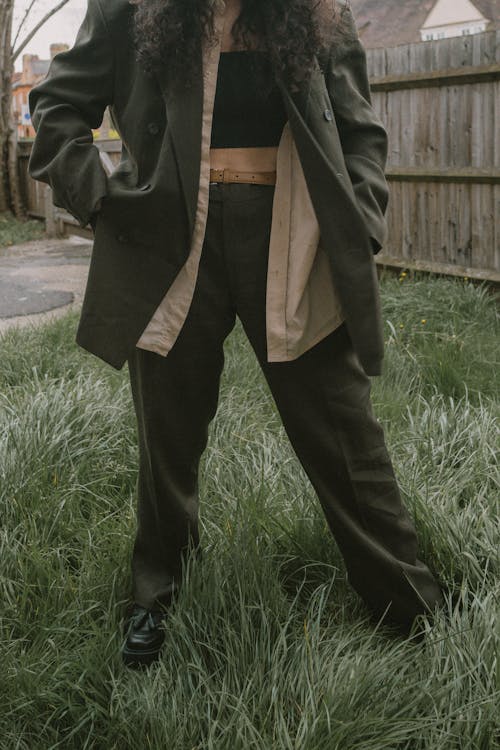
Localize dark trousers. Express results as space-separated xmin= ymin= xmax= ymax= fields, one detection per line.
xmin=127 ymin=182 xmax=443 ymax=628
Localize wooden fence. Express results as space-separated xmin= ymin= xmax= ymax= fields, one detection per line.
xmin=366 ymin=29 xmax=499 ymax=280
xmin=17 ymin=29 xmax=500 ymax=281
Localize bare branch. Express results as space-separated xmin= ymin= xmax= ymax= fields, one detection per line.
xmin=12 ymin=0 xmax=38 ymax=52
xmin=13 ymin=0 xmax=72 ymax=62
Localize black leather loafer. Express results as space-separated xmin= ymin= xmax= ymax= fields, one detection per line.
xmin=122 ymin=604 xmax=167 ymax=668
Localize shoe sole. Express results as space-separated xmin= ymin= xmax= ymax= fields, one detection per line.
xmin=122 ymin=645 xmax=162 ymax=668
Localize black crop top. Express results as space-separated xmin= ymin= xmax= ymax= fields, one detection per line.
xmin=210 ymin=50 xmax=287 ymax=148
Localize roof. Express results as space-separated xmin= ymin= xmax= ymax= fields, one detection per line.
xmin=349 ymin=0 xmax=500 ymax=47
xmin=31 ymin=59 xmax=50 ymax=76
xmin=422 ymin=0 xmax=486 ymax=28
xmin=12 ymin=56 xmax=51 ymax=90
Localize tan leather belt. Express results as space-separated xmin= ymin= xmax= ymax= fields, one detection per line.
xmin=209 ymin=168 xmax=276 ymax=185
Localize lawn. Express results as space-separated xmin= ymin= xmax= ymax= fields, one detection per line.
xmin=0 ymin=273 xmax=498 ymax=749
xmin=0 ymin=211 xmax=45 ymax=249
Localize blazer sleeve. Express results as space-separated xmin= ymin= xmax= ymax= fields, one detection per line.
xmin=326 ymin=5 xmax=389 ymax=254
xmin=28 ymin=0 xmax=113 ymax=229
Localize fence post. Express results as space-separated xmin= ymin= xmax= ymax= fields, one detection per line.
xmin=43 ymin=185 xmax=57 ymax=237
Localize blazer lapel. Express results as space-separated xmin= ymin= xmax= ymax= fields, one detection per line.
xmin=277 ymin=72 xmax=370 ymax=245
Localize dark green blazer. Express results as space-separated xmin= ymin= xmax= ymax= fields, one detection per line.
xmin=28 ymin=0 xmax=389 ymax=376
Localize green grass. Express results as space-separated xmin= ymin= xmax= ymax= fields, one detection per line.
xmin=0 ymin=275 xmax=498 ymax=749
xmin=0 ymin=211 xmax=45 ymax=249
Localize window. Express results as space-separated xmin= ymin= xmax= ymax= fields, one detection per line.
xmin=461 ymin=28 xmax=471 ymax=35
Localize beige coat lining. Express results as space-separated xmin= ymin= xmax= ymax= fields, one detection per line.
xmin=136 ymin=0 xmax=345 ymax=361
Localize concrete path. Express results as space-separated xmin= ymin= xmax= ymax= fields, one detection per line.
xmin=0 ymin=235 xmax=91 ymax=334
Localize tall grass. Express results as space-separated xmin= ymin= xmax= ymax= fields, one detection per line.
xmin=0 ymin=275 xmax=498 ymax=749
xmin=0 ymin=212 xmax=45 ymax=249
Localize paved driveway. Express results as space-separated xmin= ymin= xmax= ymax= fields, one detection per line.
xmin=0 ymin=236 xmax=92 ymax=334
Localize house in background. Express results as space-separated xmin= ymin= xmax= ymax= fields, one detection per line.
xmin=420 ymin=0 xmax=490 ymax=40
xmin=12 ymin=45 xmax=68 ymax=139
xmin=11 ymin=44 xmax=115 ymax=140
xmin=349 ymin=0 xmax=499 ymax=48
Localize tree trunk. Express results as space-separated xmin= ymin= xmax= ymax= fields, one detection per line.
xmin=0 ymin=132 xmax=8 ymax=213
xmin=0 ymin=0 xmax=15 ymax=214
xmin=8 ymin=108 xmax=25 ymax=218
xmin=1 ymin=0 xmax=72 ymax=215
xmin=3 ymin=0 xmax=26 ymax=219
xmin=0 ymin=0 xmax=14 ymax=213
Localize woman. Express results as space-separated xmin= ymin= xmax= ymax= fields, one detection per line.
xmin=28 ymin=0 xmax=444 ymax=668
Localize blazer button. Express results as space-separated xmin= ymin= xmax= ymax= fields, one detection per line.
xmin=147 ymin=122 xmax=160 ymax=135
xmin=323 ymin=108 xmax=333 ymax=121
xmin=116 ymin=232 xmax=128 ymax=243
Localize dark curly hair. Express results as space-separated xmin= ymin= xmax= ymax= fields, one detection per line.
xmin=128 ymin=0 xmax=347 ymax=96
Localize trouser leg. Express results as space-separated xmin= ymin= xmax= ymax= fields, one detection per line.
xmin=255 ymin=327 xmax=443 ymax=627
xmin=224 ymin=183 xmax=443 ymax=628
xmin=126 ymin=192 xmax=236 ymax=609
